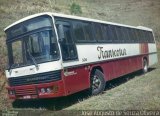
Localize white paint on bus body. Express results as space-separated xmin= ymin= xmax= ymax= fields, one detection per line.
xmin=63 ymin=44 xmax=140 ymax=68
xmin=6 ymin=61 xmax=62 ymax=78
xmin=148 ymin=43 xmax=158 ymax=66
xmin=6 ymin=43 xmax=158 ymax=78
xmin=62 ymin=43 xmax=157 ymax=68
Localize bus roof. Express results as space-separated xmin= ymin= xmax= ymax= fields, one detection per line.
xmin=4 ymin=12 xmax=153 ymax=32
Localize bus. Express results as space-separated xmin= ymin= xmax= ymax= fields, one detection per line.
xmin=4 ymin=12 xmax=158 ymax=99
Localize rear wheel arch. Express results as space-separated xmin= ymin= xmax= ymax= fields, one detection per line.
xmin=90 ymin=66 xmax=103 ymax=75
xmin=143 ymin=57 xmax=148 ymax=63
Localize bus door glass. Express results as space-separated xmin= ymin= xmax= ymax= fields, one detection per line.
xmin=56 ymin=21 xmax=78 ymax=61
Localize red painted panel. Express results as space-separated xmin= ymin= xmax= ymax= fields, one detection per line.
xmin=140 ymin=43 xmax=149 ymax=54
xmin=7 ymin=54 xmax=149 ymax=100
xmin=63 ymin=66 xmax=90 ymax=95
xmin=102 ymin=61 xmax=114 ymax=80
xmin=101 ymin=55 xmax=145 ymax=81
xmin=7 ymin=80 xmax=65 ymax=99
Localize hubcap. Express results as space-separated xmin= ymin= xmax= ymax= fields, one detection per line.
xmin=92 ymin=75 xmax=101 ymax=91
xmin=144 ymin=60 xmax=148 ymax=72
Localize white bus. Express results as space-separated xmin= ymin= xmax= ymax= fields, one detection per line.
xmin=4 ymin=12 xmax=158 ymax=99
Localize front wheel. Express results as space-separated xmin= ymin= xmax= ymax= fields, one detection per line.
xmin=90 ymin=69 xmax=105 ymax=95
xmin=143 ymin=59 xmax=148 ymax=73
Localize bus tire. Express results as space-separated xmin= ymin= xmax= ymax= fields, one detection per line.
xmin=143 ymin=59 xmax=148 ymax=73
xmin=90 ymin=69 xmax=105 ymax=95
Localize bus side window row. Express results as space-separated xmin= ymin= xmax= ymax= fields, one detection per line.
xmin=94 ymin=24 xmax=154 ymax=43
xmin=55 ymin=17 xmax=154 ymax=43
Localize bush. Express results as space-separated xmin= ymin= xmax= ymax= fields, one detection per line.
xmin=70 ymin=3 xmax=82 ymax=15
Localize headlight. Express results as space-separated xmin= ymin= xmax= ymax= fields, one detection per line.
xmin=40 ymin=88 xmax=45 ymax=93
xmin=8 ymin=90 xmax=15 ymax=95
xmin=46 ymin=88 xmax=51 ymax=93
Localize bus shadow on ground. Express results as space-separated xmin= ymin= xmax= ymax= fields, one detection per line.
xmin=12 ymin=68 xmax=155 ymax=110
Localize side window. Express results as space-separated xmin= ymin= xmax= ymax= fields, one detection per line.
xmin=136 ymin=29 xmax=142 ymax=43
xmin=148 ymin=31 xmax=154 ymax=43
xmin=140 ymin=30 xmax=145 ymax=43
xmin=132 ymin=29 xmax=138 ymax=43
xmin=101 ymin=25 xmax=112 ymax=42
xmin=138 ymin=30 xmax=143 ymax=43
xmin=142 ymin=31 xmax=147 ymax=42
xmin=123 ymin=27 xmax=130 ymax=43
xmin=73 ymin=21 xmax=94 ymax=42
xmin=128 ymin=28 xmax=135 ymax=43
xmin=94 ymin=23 xmax=104 ymax=42
xmin=73 ymin=21 xmax=85 ymax=42
xmin=101 ymin=24 xmax=111 ymax=42
xmin=62 ymin=24 xmax=77 ymax=61
xmin=144 ymin=31 xmax=150 ymax=42
xmin=134 ymin=29 xmax=139 ymax=43
xmin=56 ymin=21 xmax=78 ymax=61
xmin=83 ymin=22 xmax=94 ymax=42
xmin=115 ymin=26 xmax=125 ymax=43
xmin=109 ymin=25 xmax=118 ymax=43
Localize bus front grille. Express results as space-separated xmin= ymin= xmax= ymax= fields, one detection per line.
xmin=15 ymin=86 xmax=37 ymax=96
xmin=8 ymin=70 xmax=61 ymax=86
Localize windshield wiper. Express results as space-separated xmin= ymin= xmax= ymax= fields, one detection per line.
xmin=26 ymin=43 xmax=39 ymax=70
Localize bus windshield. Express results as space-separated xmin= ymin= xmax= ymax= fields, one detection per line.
xmin=6 ymin=15 xmax=59 ymax=69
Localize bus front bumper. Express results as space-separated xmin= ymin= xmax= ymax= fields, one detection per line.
xmin=6 ymin=80 xmax=65 ymax=99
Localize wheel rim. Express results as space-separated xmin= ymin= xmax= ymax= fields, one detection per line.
xmin=92 ymin=75 xmax=101 ymax=91
xmin=143 ymin=60 xmax=148 ymax=72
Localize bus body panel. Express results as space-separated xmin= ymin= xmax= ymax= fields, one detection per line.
xmin=4 ymin=13 xmax=158 ymax=100
xmin=6 ymin=43 xmax=157 ymax=99
xmin=63 ymin=44 xmax=141 ymax=68
xmin=7 ymin=80 xmax=65 ymax=99
xmin=5 ymin=61 xmax=62 ymax=78
xmin=62 ymin=66 xmax=90 ymax=95
xmin=7 ymin=54 xmax=150 ymax=99
xmin=148 ymin=43 xmax=158 ymax=66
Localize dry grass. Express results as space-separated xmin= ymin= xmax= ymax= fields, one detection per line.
xmin=0 ymin=72 xmax=12 ymax=110
xmin=65 ymin=66 xmax=160 ymax=110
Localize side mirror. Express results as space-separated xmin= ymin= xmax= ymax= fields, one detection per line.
xmin=58 ymin=25 xmax=64 ymax=43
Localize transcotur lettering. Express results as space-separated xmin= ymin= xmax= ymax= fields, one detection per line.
xmin=97 ymin=46 xmax=127 ymax=59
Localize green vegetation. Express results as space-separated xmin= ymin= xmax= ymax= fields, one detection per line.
xmin=70 ymin=3 xmax=82 ymax=15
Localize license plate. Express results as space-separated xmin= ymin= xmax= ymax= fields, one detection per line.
xmin=23 ymin=95 xmax=31 ymax=99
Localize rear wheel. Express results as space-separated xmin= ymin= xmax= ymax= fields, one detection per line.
xmin=90 ymin=69 xmax=105 ymax=95
xmin=143 ymin=59 xmax=148 ymax=73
